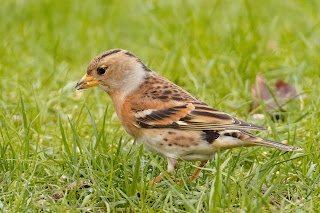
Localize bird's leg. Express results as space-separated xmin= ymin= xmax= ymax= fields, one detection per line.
xmin=190 ymin=160 xmax=208 ymax=181
xmin=152 ymin=157 xmax=178 ymax=185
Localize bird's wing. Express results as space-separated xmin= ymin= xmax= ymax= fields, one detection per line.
xmin=134 ymin=102 xmax=267 ymax=131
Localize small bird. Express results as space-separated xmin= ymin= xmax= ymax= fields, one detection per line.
xmin=75 ymin=49 xmax=302 ymax=183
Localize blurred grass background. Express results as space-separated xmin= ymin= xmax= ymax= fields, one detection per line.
xmin=0 ymin=0 xmax=319 ymax=212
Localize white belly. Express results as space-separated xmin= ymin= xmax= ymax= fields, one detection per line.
xmin=138 ymin=132 xmax=219 ymax=161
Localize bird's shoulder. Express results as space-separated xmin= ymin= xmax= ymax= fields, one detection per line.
xmin=133 ymin=72 xmax=198 ymax=103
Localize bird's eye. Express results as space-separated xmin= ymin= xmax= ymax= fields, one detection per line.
xmin=97 ymin=67 xmax=107 ymax=75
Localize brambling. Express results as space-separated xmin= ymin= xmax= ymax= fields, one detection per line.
xmin=75 ymin=49 xmax=302 ymax=184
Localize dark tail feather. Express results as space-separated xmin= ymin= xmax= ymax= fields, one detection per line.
xmin=250 ymin=138 xmax=303 ymax=151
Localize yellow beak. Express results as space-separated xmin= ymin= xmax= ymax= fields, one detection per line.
xmin=75 ymin=74 xmax=99 ymax=90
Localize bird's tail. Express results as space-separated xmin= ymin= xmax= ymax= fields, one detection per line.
xmin=241 ymin=131 xmax=302 ymax=151
xmin=249 ymin=137 xmax=302 ymax=151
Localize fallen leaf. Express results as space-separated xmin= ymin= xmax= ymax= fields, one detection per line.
xmin=275 ymin=79 xmax=297 ymax=100
xmin=251 ymin=73 xmax=273 ymax=111
xmin=251 ymin=73 xmax=302 ymax=114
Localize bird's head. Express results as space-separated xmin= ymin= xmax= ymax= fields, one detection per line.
xmin=75 ymin=49 xmax=151 ymax=95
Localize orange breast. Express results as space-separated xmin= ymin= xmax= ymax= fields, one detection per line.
xmin=109 ymin=92 xmax=139 ymax=138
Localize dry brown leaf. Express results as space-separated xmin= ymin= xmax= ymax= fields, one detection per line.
xmin=251 ymin=73 xmax=300 ymax=113
xmin=275 ymin=79 xmax=297 ymax=99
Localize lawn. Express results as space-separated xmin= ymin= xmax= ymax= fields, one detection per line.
xmin=1 ymin=0 xmax=320 ymax=212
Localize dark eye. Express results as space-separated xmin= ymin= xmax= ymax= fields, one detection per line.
xmin=97 ymin=67 xmax=107 ymax=75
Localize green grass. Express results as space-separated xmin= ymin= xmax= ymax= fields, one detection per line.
xmin=1 ymin=0 xmax=320 ymax=212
